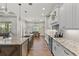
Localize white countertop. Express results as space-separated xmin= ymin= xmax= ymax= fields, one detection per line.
xmin=0 ymin=37 xmax=29 ymax=45
xmin=53 ymin=38 xmax=78 ymax=56
xmin=45 ymin=30 xmax=56 ymax=37
xmin=46 ymin=30 xmax=79 ymax=56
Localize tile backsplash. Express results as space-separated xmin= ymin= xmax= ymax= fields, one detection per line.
xmin=63 ymin=30 xmax=79 ymax=40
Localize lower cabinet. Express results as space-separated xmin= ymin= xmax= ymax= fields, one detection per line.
xmin=52 ymin=39 xmax=64 ymax=56
xmin=22 ymin=39 xmax=29 ymax=56
xmin=45 ymin=34 xmax=49 ymax=44
xmin=62 ymin=48 xmax=76 ymax=56
xmin=48 ymin=36 xmax=53 ymax=53
xmin=52 ymin=39 xmax=75 ymax=56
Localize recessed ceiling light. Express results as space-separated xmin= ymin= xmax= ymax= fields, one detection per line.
xmin=42 ymin=8 xmax=45 ymax=10
xmin=25 ymin=10 xmax=27 ymax=13
xmin=1 ymin=6 xmax=5 ymax=9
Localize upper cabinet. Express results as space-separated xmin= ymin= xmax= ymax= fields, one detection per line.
xmin=46 ymin=3 xmax=79 ymax=30
xmin=72 ymin=4 xmax=79 ymax=29
xmin=59 ymin=4 xmax=73 ymax=29
xmin=59 ymin=3 xmax=79 ymax=29
xmin=50 ymin=8 xmax=60 ymax=25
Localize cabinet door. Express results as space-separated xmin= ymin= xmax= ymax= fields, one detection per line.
xmin=73 ymin=3 xmax=79 ymax=29
xmin=60 ymin=3 xmax=79 ymax=29
xmin=52 ymin=39 xmax=57 ymax=55
xmin=63 ymin=48 xmax=76 ymax=56
xmin=59 ymin=5 xmax=65 ymax=29
xmin=54 ymin=8 xmax=59 ymax=20
xmin=76 ymin=4 xmax=79 ymax=29
xmin=59 ymin=4 xmax=73 ymax=29
xmin=63 ymin=4 xmax=73 ymax=29
xmin=55 ymin=42 xmax=63 ymax=56
xmin=45 ymin=34 xmax=49 ymax=44
xmin=48 ymin=36 xmax=52 ymax=52
xmin=52 ymin=39 xmax=64 ymax=56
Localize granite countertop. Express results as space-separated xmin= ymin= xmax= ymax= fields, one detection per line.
xmin=53 ymin=38 xmax=79 ymax=56
xmin=46 ymin=30 xmax=79 ymax=56
xmin=0 ymin=36 xmax=29 ymax=45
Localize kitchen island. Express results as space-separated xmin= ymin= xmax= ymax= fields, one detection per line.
xmin=0 ymin=37 xmax=30 ymax=56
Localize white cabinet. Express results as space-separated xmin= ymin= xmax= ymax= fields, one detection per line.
xmin=72 ymin=4 xmax=79 ymax=29
xmin=52 ymin=39 xmax=56 ymax=55
xmin=52 ymin=39 xmax=65 ymax=56
xmin=65 ymin=4 xmax=73 ymax=29
xmin=63 ymin=48 xmax=76 ymax=56
xmin=52 ymin=39 xmax=75 ymax=56
xmin=59 ymin=3 xmax=79 ymax=29
xmin=50 ymin=3 xmax=79 ymax=30
xmin=59 ymin=5 xmax=65 ymax=29
xmin=50 ymin=8 xmax=60 ymax=26
xmin=59 ymin=4 xmax=73 ymax=29
xmin=45 ymin=34 xmax=49 ymax=44
xmin=76 ymin=4 xmax=79 ymax=29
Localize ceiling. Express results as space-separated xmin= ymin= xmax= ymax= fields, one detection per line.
xmin=0 ymin=3 xmax=63 ymax=21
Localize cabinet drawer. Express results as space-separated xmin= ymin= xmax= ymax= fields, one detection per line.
xmin=63 ymin=48 xmax=76 ymax=56
xmin=56 ymin=42 xmax=76 ymax=56
xmin=52 ymin=39 xmax=76 ymax=56
xmin=53 ymin=40 xmax=65 ymax=56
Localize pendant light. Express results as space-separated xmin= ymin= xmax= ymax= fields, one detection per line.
xmin=4 ymin=2 xmax=9 ymax=15
xmin=18 ymin=3 xmax=23 ymax=38
xmin=0 ymin=2 xmax=15 ymax=16
xmin=0 ymin=6 xmax=6 ymax=15
xmin=18 ymin=3 xmax=22 ymax=21
xmin=0 ymin=0 xmax=8 ymax=15
xmin=4 ymin=3 xmax=15 ymax=15
xmin=5 ymin=2 xmax=7 ymax=12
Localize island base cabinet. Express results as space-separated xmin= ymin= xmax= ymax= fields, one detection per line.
xmin=22 ymin=40 xmax=29 ymax=56
xmin=0 ymin=45 xmax=21 ymax=56
xmin=0 ymin=39 xmax=29 ymax=56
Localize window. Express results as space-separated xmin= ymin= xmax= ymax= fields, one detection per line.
xmin=0 ymin=22 xmax=12 ymax=33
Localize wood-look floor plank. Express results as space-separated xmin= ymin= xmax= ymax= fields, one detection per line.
xmin=28 ymin=36 xmax=52 ymax=56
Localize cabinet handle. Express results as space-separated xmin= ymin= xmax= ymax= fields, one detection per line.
xmin=56 ymin=43 xmax=60 ymax=47
xmin=54 ymin=47 xmax=56 ymax=51
xmin=64 ymin=50 xmax=69 ymax=55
